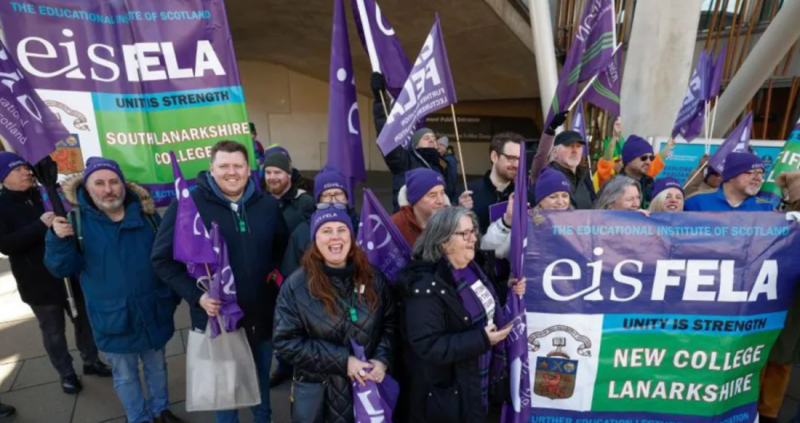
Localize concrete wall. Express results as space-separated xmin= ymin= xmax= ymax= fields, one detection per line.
xmin=240 ymin=60 xmax=543 ymax=176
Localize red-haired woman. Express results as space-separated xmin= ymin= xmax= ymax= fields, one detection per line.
xmin=273 ymin=208 xmax=397 ymax=423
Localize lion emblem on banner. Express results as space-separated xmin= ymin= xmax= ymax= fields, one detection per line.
xmin=528 ymin=325 xmax=591 ymax=400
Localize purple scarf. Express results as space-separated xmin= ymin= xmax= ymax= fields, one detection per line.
xmin=452 ymin=262 xmax=500 ymax=406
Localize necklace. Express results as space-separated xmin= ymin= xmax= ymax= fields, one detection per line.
xmin=338 ymin=288 xmax=359 ymax=322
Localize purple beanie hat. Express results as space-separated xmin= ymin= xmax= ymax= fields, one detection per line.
xmin=314 ymin=171 xmax=349 ymax=202
xmin=84 ymin=157 xmax=125 ymax=183
xmin=405 ymin=168 xmax=445 ymax=205
xmin=621 ymin=135 xmax=654 ymax=166
xmin=722 ymin=152 xmax=764 ymax=182
xmin=0 ymin=152 xmax=29 ymax=183
xmin=535 ymin=167 xmax=572 ymax=204
xmin=310 ymin=208 xmax=354 ymax=241
xmin=650 ymin=177 xmax=683 ymax=201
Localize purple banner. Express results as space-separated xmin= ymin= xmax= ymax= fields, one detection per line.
xmin=708 ymin=111 xmax=752 ymax=174
xmin=207 ymin=222 xmax=243 ymax=339
xmin=708 ymin=48 xmax=727 ymax=99
xmin=376 ymin=15 xmax=456 ymax=156
xmin=350 ymin=340 xmax=398 ymax=423
xmin=170 ymin=151 xmax=215 ymax=276
xmin=672 ymin=50 xmax=711 ymax=142
xmin=0 ymin=38 xmax=68 ymax=164
xmin=351 ymin=0 xmax=411 ymax=100
xmin=356 ymin=189 xmax=411 ymax=283
xmin=327 ymin=0 xmax=366 ymax=204
xmin=584 ymin=46 xmax=621 ymax=118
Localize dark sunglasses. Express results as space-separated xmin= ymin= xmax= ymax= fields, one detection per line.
xmin=639 ymin=155 xmax=655 ymax=162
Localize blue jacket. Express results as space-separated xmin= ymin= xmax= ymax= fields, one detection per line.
xmin=44 ymin=177 xmax=175 ymax=354
xmin=684 ymin=187 xmax=775 ymax=212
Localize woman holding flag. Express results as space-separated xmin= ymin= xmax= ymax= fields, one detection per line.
xmin=273 ymin=208 xmax=397 ymax=423
xmin=395 ymin=206 xmax=525 ymax=423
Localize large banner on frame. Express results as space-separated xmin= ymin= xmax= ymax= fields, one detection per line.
xmin=0 ymin=0 xmax=252 ymax=205
xmin=522 ymin=210 xmax=800 ymax=423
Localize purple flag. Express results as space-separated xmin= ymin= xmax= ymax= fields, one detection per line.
xmin=545 ymin=0 xmax=615 ymax=128
xmin=0 ymin=39 xmax=68 ymax=164
xmin=584 ymin=45 xmax=622 ymax=117
xmin=351 ymin=0 xmax=412 ymax=100
xmin=350 ymin=340 xmax=399 ymax=423
xmin=708 ymin=111 xmax=753 ymax=174
xmin=170 ymin=152 xmax=216 ymax=279
xmin=671 ymin=50 xmax=711 ymax=142
xmin=208 ymin=223 xmax=244 ymax=339
xmin=376 ymin=15 xmax=457 ymax=156
xmin=500 ymin=140 xmax=532 ymax=423
xmin=571 ymin=102 xmax=588 ymax=141
xmin=356 ymin=189 xmax=411 ymax=283
xmin=708 ymin=47 xmax=727 ymax=99
xmin=328 ymin=0 xmax=367 ymax=205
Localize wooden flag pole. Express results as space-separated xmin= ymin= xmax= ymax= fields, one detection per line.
xmin=378 ymin=91 xmax=390 ymax=119
xmin=684 ymin=162 xmax=708 ymax=190
xmin=450 ymin=104 xmax=469 ymax=191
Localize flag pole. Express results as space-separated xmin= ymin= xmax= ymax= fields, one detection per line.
xmin=683 ymin=162 xmax=708 ymax=190
xmin=450 ymin=104 xmax=469 ymax=190
xmin=378 ymin=90 xmax=390 ymax=118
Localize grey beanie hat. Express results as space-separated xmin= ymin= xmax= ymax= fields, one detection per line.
xmin=263 ymin=152 xmax=291 ymax=175
xmin=411 ymin=127 xmax=435 ymax=147
xmin=437 ymin=136 xmax=449 ymax=148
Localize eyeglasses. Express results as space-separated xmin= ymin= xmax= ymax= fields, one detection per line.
xmin=745 ymin=170 xmax=765 ymax=178
xmin=316 ymin=203 xmax=347 ymax=210
xmin=453 ymin=228 xmax=478 ymax=241
xmin=639 ymin=155 xmax=655 ymax=162
xmin=319 ymin=191 xmax=347 ymax=203
xmin=499 ymin=152 xmax=520 ymax=163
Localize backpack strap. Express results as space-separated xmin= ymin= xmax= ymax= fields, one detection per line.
xmin=67 ymin=208 xmax=84 ymax=253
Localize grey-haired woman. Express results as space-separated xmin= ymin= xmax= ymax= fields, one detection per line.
xmin=394 ymin=207 xmax=525 ymax=423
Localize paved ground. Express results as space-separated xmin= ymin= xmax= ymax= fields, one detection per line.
xmin=0 ymin=171 xmax=797 ymax=422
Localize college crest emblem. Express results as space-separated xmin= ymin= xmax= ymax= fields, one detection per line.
xmin=529 ymin=326 xmax=591 ymax=400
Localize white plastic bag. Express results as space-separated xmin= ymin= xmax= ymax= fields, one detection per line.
xmin=185 ymin=324 xmax=261 ymax=411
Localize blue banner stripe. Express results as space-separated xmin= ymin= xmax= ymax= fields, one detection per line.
xmin=92 ymin=86 xmax=244 ymax=112
xmin=602 ymin=312 xmax=787 ymax=336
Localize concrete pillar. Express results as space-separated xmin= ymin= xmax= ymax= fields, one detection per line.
xmin=529 ymin=0 xmax=559 ymax=122
xmin=621 ymin=0 xmax=705 ymax=138
xmin=711 ymin=0 xmax=800 ymax=138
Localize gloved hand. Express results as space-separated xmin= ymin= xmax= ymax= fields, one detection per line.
xmin=371 ymin=72 xmax=387 ymax=98
xmin=545 ymin=111 xmax=569 ymax=136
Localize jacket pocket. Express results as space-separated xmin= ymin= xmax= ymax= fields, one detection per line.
xmin=155 ymin=286 xmax=178 ymax=325
xmin=87 ymin=298 xmax=132 ymax=336
xmin=425 ymin=383 xmax=461 ymax=423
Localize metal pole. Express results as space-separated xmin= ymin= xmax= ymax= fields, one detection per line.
xmin=530 ymin=0 xmax=560 ymax=122
xmin=711 ymin=0 xmax=800 ymax=138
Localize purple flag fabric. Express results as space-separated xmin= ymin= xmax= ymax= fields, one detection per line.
xmin=584 ymin=46 xmax=622 ymax=117
xmin=708 ymin=47 xmax=727 ymax=99
xmin=376 ymin=15 xmax=457 ymax=156
xmin=671 ymin=50 xmax=711 ymax=142
xmin=351 ymin=0 xmax=411 ymax=99
xmin=328 ymin=0 xmax=367 ymax=205
xmin=708 ymin=111 xmax=753 ymax=174
xmin=545 ymin=0 xmax=615 ymax=128
xmin=571 ymin=103 xmax=588 ymax=142
xmin=356 ymin=189 xmax=411 ymax=283
xmin=350 ymin=340 xmax=399 ymax=423
xmin=500 ymin=140 xmax=532 ymax=423
xmin=170 ymin=151 xmax=216 ymax=279
xmin=208 ymin=223 xmax=244 ymax=339
xmin=0 ymin=39 xmax=68 ymax=164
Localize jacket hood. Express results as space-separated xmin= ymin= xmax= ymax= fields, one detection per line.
xmin=60 ymin=174 xmax=156 ymax=215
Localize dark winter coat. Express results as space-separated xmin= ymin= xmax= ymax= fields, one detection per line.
xmin=151 ymin=171 xmax=287 ymax=344
xmin=44 ymin=177 xmax=175 ymax=354
xmin=373 ymin=96 xmax=454 ymax=212
xmin=273 ymin=263 xmax=397 ymax=423
xmin=533 ymin=162 xmax=596 ymax=210
xmin=394 ymin=260 xmax=494 ymax=423
xmin=276 ymin=186 xmax=315 ymax=235
xmin=466 ymin=171 xmax=514 ymax=234
xmin=0 ymin=187 xmax=72 ymax=306
xmin=280 ymin=208 xmax=360 ymax=279
xmin=291 ymin=168 xmax=315 ymax=194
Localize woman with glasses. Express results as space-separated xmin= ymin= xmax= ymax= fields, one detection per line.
xmin=483 ymin=168 xmax=572 ymax=259
xmin=394 ymin=207 xmax=525 ymax=423
xmin=273 ymin=208 xmax=397 ymax=423
xmin=648 ymin=177 xmax=685 ymax=213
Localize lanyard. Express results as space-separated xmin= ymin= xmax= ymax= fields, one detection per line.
xmin=338 ymin=287 xmax=361 ymax=322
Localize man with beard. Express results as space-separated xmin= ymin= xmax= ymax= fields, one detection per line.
xmin=597 ymin=136 xmax=674 ymax=209
xmin=152 ymin=141 xmax=286 ymax=423
xmin=533 ymin=129 xmax=596 ymax=210
xmin=684 ymin=152 xmax=774 ymax=211
xmin=371 ymin=73 xmax=460 ymax=211
xmin=392 ymin=168 xmax=449 ymax=246
xmin=263 ymin=152 xmax=315 ymax=234
xmin=45 ymin=158 xmax=182 ymax=423
xmin=0 ymin=152 xmax=111 ymax=396
xmin=460 ymin=132 xmax=523 ymax=234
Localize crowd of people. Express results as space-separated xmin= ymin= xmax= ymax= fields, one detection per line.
xmin=0 ymin=75 xmax=797 ymax=423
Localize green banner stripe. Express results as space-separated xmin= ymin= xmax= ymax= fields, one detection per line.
xmin=591 ymin=82 xmax=620 ymax=103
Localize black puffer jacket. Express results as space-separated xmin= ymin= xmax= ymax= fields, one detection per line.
xmin=393 ymin=260 xmax=494 ymax=423
xmin=0 ymin=187 xmax=72 ymax=305
xmin=273 ymin=263 xmax=397 ymax=423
